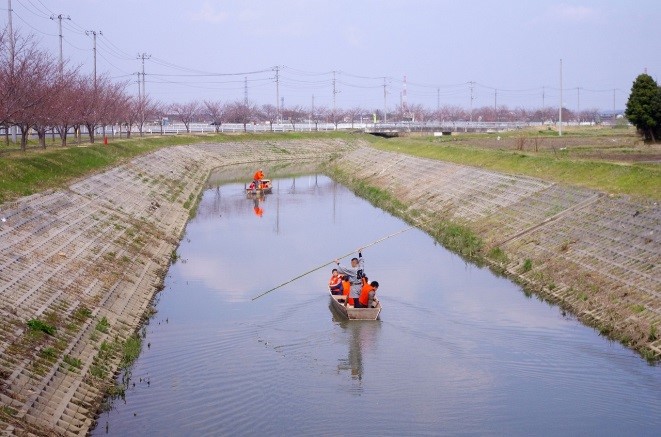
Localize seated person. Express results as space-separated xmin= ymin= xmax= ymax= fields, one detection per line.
xmin=341 ymin=275 xmax=353 ymax=306
xmin=356 ymin=279 xmax=379 ymax=308
xmin=329 ymin=268 xmax=343 ymax=295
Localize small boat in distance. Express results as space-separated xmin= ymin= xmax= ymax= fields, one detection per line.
xmin=329 ymin=289 xmax=381 ymax=320
xmin=246 ymin=179 xmax=273 ymax=194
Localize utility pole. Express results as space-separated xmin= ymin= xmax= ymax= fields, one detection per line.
xmin=468 ymin=81 xmax=475 ymax=123
xmin=332 ymin=71 xmax=337 ymax=120
xmin=542 ymin=86 xmax=545 ymax=110
xmin=274 ymin=66 xmax=280 ymax=122
xmin=559 ymin=59 xmax=563 ymax=137
xmin=494 ymin=89 xmax=497 ymax=121
xmin=437 ymin=87 xmax=440 ymax=112
xmin=613 ymin=88 xmax=616 ymax=114
xmin=50 ymin=13 xmax=71 ymax=75
xmin=244 ymin=76 xmax=248 ymax=105
xmin=311 ymin=94 xmax=315 ymax=122
xmin=7 ymin=0 xmax=14 ymax=67
xmin=402 ymin=75 xmax=409 ymax=116
xmin=137 ymin=53 xmax=151 ymax=99
xmin=85 ymin=30 xmax=102 ymax=89
xmin=577 ymin=86 xmax=580 ymax=123
xmin=383 ymin=77 xmax=388 ymax=123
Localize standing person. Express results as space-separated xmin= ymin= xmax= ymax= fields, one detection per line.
xmin=253 ymin=169 xmax=265 ymax=191
xmin=334 ymin=249 xmax=364 ymax=307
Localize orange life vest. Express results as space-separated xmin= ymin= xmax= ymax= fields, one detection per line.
xmin=342 ymin=280 xmax=353 ymax=305
xmin=329 ymin=275 xmax=341 ymax=288
xmin=359 ymin=283 xmax=375 ymax=306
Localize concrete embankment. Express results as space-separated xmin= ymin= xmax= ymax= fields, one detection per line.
xmin=331 ymin=147 xmax=660 ymax=359
xmin=1 ymin=139 xmax=659 ymax=435
xmin=0 ymin=139 xmax=354 ymax=436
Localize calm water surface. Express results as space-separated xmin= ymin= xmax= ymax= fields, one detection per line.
xmin=93 ymin=174 xmax=660 ymax=436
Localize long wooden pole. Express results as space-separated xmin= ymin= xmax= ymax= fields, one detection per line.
xmin=251 ymin=224 xmax=419 ymax=301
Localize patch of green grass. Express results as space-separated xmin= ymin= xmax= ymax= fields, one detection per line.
xmin=631 ymin=304 xmax=645 ymax=313
xmin=0 ymin=405 xmax=18 ymax=417
xmin=39 ymin=347 xmax=57 ymax=361
xmin=95 ymin=316 xmax=110 ymax=333
xmin=430 ymin=221 xmax=483 ymax=259
xmin=27 ymin=319 xmax=56 ymax=335
xmin=488 ymin=246 xmax=509 ymax=264
xmin=522 ymin=259 xmax=533 ymax=273
xmin=63 ymin=354 xmax=82 ymax=369
xmin=120 ymin=334 xmax=142 ymax=369
xmin=73 ymin=306 xmax=92 ymax=322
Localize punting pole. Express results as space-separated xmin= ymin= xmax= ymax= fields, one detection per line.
xmin=251 ymin=223 xmax=421 ymax=301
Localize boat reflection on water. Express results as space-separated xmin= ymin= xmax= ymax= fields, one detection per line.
xmin=249 ymin=193 xmax=265 ymax=218
xmin=330 ymin=302 xmax=381 ymax=381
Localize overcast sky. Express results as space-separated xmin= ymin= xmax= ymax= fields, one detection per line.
xmin=4 ymin=0 xmax=660 ymax=111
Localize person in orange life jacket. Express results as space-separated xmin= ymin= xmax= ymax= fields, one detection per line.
xmin=253 ymin=169 xmax=265 ymax=190
xmin=329 ymin=269 xmax=343 ymax=295
xmin=341 ymin=275 xmax=353 ymax=306
xmin=335 ymin=249 xmax=364 ymax=307
xmin=357 ymin=278 xmax=379 ymax=308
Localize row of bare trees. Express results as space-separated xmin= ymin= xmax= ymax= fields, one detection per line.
xmin=2 ymin=28 xmax=603 ymax=151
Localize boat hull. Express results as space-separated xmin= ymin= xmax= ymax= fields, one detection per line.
xmin=329 ymin=291 xmax=381 ymax=320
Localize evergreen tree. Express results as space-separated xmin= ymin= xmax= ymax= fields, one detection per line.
xmin=625 ymin=73 xmax=661 ymax=141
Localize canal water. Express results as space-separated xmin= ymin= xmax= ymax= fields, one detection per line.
xmin=93 ymin=173 xmax=660 ymax=436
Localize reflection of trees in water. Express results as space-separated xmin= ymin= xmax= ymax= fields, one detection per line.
xmin=332 ymin=306 xmax=380 ymax=382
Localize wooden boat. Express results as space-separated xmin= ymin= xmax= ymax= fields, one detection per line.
xmin=329 ymin=289 xmax=381 ymax=320
xmin=246 ymin=179 xmax=272 ymax=194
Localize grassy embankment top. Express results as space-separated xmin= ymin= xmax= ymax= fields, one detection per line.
xmin=0 ymin=128 xmax=659 ymax=204
xmin=366 ymin=126 xmax=660 ymax=200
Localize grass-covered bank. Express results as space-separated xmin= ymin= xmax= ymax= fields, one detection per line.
xmin=2 ymin=128 xmax=658 ymax=204
xmin=364 ymin=130 xmax=660 ymax=200
xmin=326 ymin=162 xmax=486 ymax=263
xmin=0 ymin=132 xmax=353 ymax=204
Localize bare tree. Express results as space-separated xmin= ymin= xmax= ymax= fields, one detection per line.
xmin=170 ymin=101 xmax=201 ymax=133
xmin=282 ymin=105 xmax=305 ymax=130
xmin=204 ymin=100 xmax=226 ymax=133
xmin=345 ymin=106 xmax=364 ymax=128
xmin=225 ymin=101 xmax=256 ymax=132
xmin=260 ymin=104 xmax=277 ymax=131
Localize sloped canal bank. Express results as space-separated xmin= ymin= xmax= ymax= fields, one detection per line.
xmin=93 ymin=173 xmax=660 ymax=436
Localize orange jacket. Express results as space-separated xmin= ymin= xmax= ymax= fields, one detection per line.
xmin=342 ymin=280 xmax=353 ymax=305
xmin=359 ymin=283 xmax=375 ymax=306
xmin=329 ymin=275 xmax=341 ymax=288
xmin=253 ymin=170 xmax=264 ymax=181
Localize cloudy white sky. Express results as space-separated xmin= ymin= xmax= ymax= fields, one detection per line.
xmin=4 ymin=0 xmax=660 ymax=111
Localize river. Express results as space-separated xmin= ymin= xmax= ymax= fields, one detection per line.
xmin=92 ymin=173 xmax=660 ymax=436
